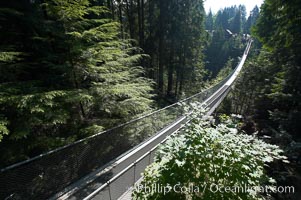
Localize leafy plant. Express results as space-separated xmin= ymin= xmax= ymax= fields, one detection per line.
xmin=133 ymin=104 xmax=288 ymax=200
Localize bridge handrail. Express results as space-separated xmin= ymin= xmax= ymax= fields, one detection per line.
xmin=83 ymin=40 xmax=253 ymax=200
xmin=1 ymin=61 xmax=234 ymax=173
xmin=0 ymin=40 xmax=251 ymax=200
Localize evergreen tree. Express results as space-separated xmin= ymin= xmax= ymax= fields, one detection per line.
xmin=205 ymin=9 xmax=214 ymax=31
xmin=115 ymin=0 xmax=207 ymax=100
xmin=231 ymin=10 xmax=242 ymax=33
xmin=0 ymin=0 xmax=153 ymax=166
xmin=244 ymin=6 xmax=259 ymax=33
xmin=223 ymin=0 xmax=301 ymax=142
xmin=204 ymin=5 xmax=249 ymax=78
xmin=253 ymin=0 xmax=301 ymax=140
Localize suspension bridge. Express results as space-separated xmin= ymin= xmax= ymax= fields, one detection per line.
xmin=0 ymin=40 xmax=252 ymax=200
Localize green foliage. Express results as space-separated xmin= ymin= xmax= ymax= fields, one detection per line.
xmin=214 ymin=5 xmax=246 ymax=34
xmin=218 ymin=52 xmax=277 ymax=116
xmin=251 ymin=0 xmax=301 ymax=140
xmin=0 ymin=118 xmax=9 ymax=142
xmin=121 ymin=0 xmax=207 ymax=99
xmin=205 ymin=10 xmax=214 ymax=31
xmin=215 ymin=58 xmax=234 ymax=83
xmin=79 ymin=124 xmax=104 ymax=138
xmin=0 ymin=52 xmax=23 ymax=62
xmin=133 ymin=106 xmax=287 ymax=200
xmin=204 ymin=4 xmax=250 ymax=79
xmin=0 ymin=0 xmax=154 ymax=167
xmin=244 ymin=6 xmax=259 ymax=34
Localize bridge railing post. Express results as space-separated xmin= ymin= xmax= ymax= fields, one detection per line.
xmin=133 ymin=161 xmax=136 ymax=184
xmin=107 ymin=181 xmax=112 ymax=200
xmin=149 ymin=150 xmax=152 ymax=165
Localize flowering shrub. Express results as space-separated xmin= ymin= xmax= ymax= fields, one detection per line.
xmin=133 ymin=108 xmax=287 ymax=200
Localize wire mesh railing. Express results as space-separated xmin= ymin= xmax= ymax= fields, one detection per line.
xmin=84 ymin=139 xmax=164 ymax=200
xmin=82 ymin=73 xmax=237 ymax=200
xmin=0 ymin=62 xmax=236 ymax=200
xmin=82 ymin=40 xmax=253 ymax=200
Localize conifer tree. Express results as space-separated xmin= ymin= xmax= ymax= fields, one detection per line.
xmin=253 ymin=0 xmax=301 ymax=140
xmin=205 ymin=10 xmax=214 ymax=31
xmin=0 ymin=0 xmax=154 ymax=166
xmin=244 ymin=6 xmax=259 ymax=33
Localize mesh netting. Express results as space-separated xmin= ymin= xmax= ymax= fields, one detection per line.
xmin=0 ymin=67 xmax=235 ymax=200
xmin=85 ymin=41 xmax=252 ymax=200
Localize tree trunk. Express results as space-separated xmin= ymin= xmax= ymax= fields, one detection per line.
xmin=107 ymin=0 xmax=111 ymax=9
xmin=175 ymin=68 xmax=179 ymax=97
xmin=71 ymin=65 xmax=86 ymax=121
xmin=137 ymin=0 xmax=142 ymax=46
xmin=179 ymin=44 xmax=186 ymax=95
xmin=167 ymin=46 xmax=174 ymax=96
xmin=118 ymin=1 xmax=124 ymax=38
xmin=158 ymin=0 xmax=165 ymax=93
xmin=107 ymin=0 xmax=115 ymax=19
xmin=141 ymin=0 xmax=145 ymax=48
xmin=147 ymin=0 xmax=155 ymax=80
xmin=148 ymin=0 xmax=154 ymax=37
xmin=125 ymin=0 xmax=134 ymax=38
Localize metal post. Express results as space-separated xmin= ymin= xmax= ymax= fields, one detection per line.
xmin=108 ymin=181 xmax=112 ymax=200
xmin=133 ymin=161 xmax=136 ymax=184
xmin=148 ymin=150 xmax=152 ymax=164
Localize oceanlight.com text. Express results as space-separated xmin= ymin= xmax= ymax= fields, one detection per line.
xmin=134 ymin=183 xmax=295 ymax=195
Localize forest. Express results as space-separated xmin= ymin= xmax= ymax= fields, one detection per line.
xmin=0 ymin=0 xmax=300 ymax=199
xmin=0 ymin=0 xmax=253 ymax=168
